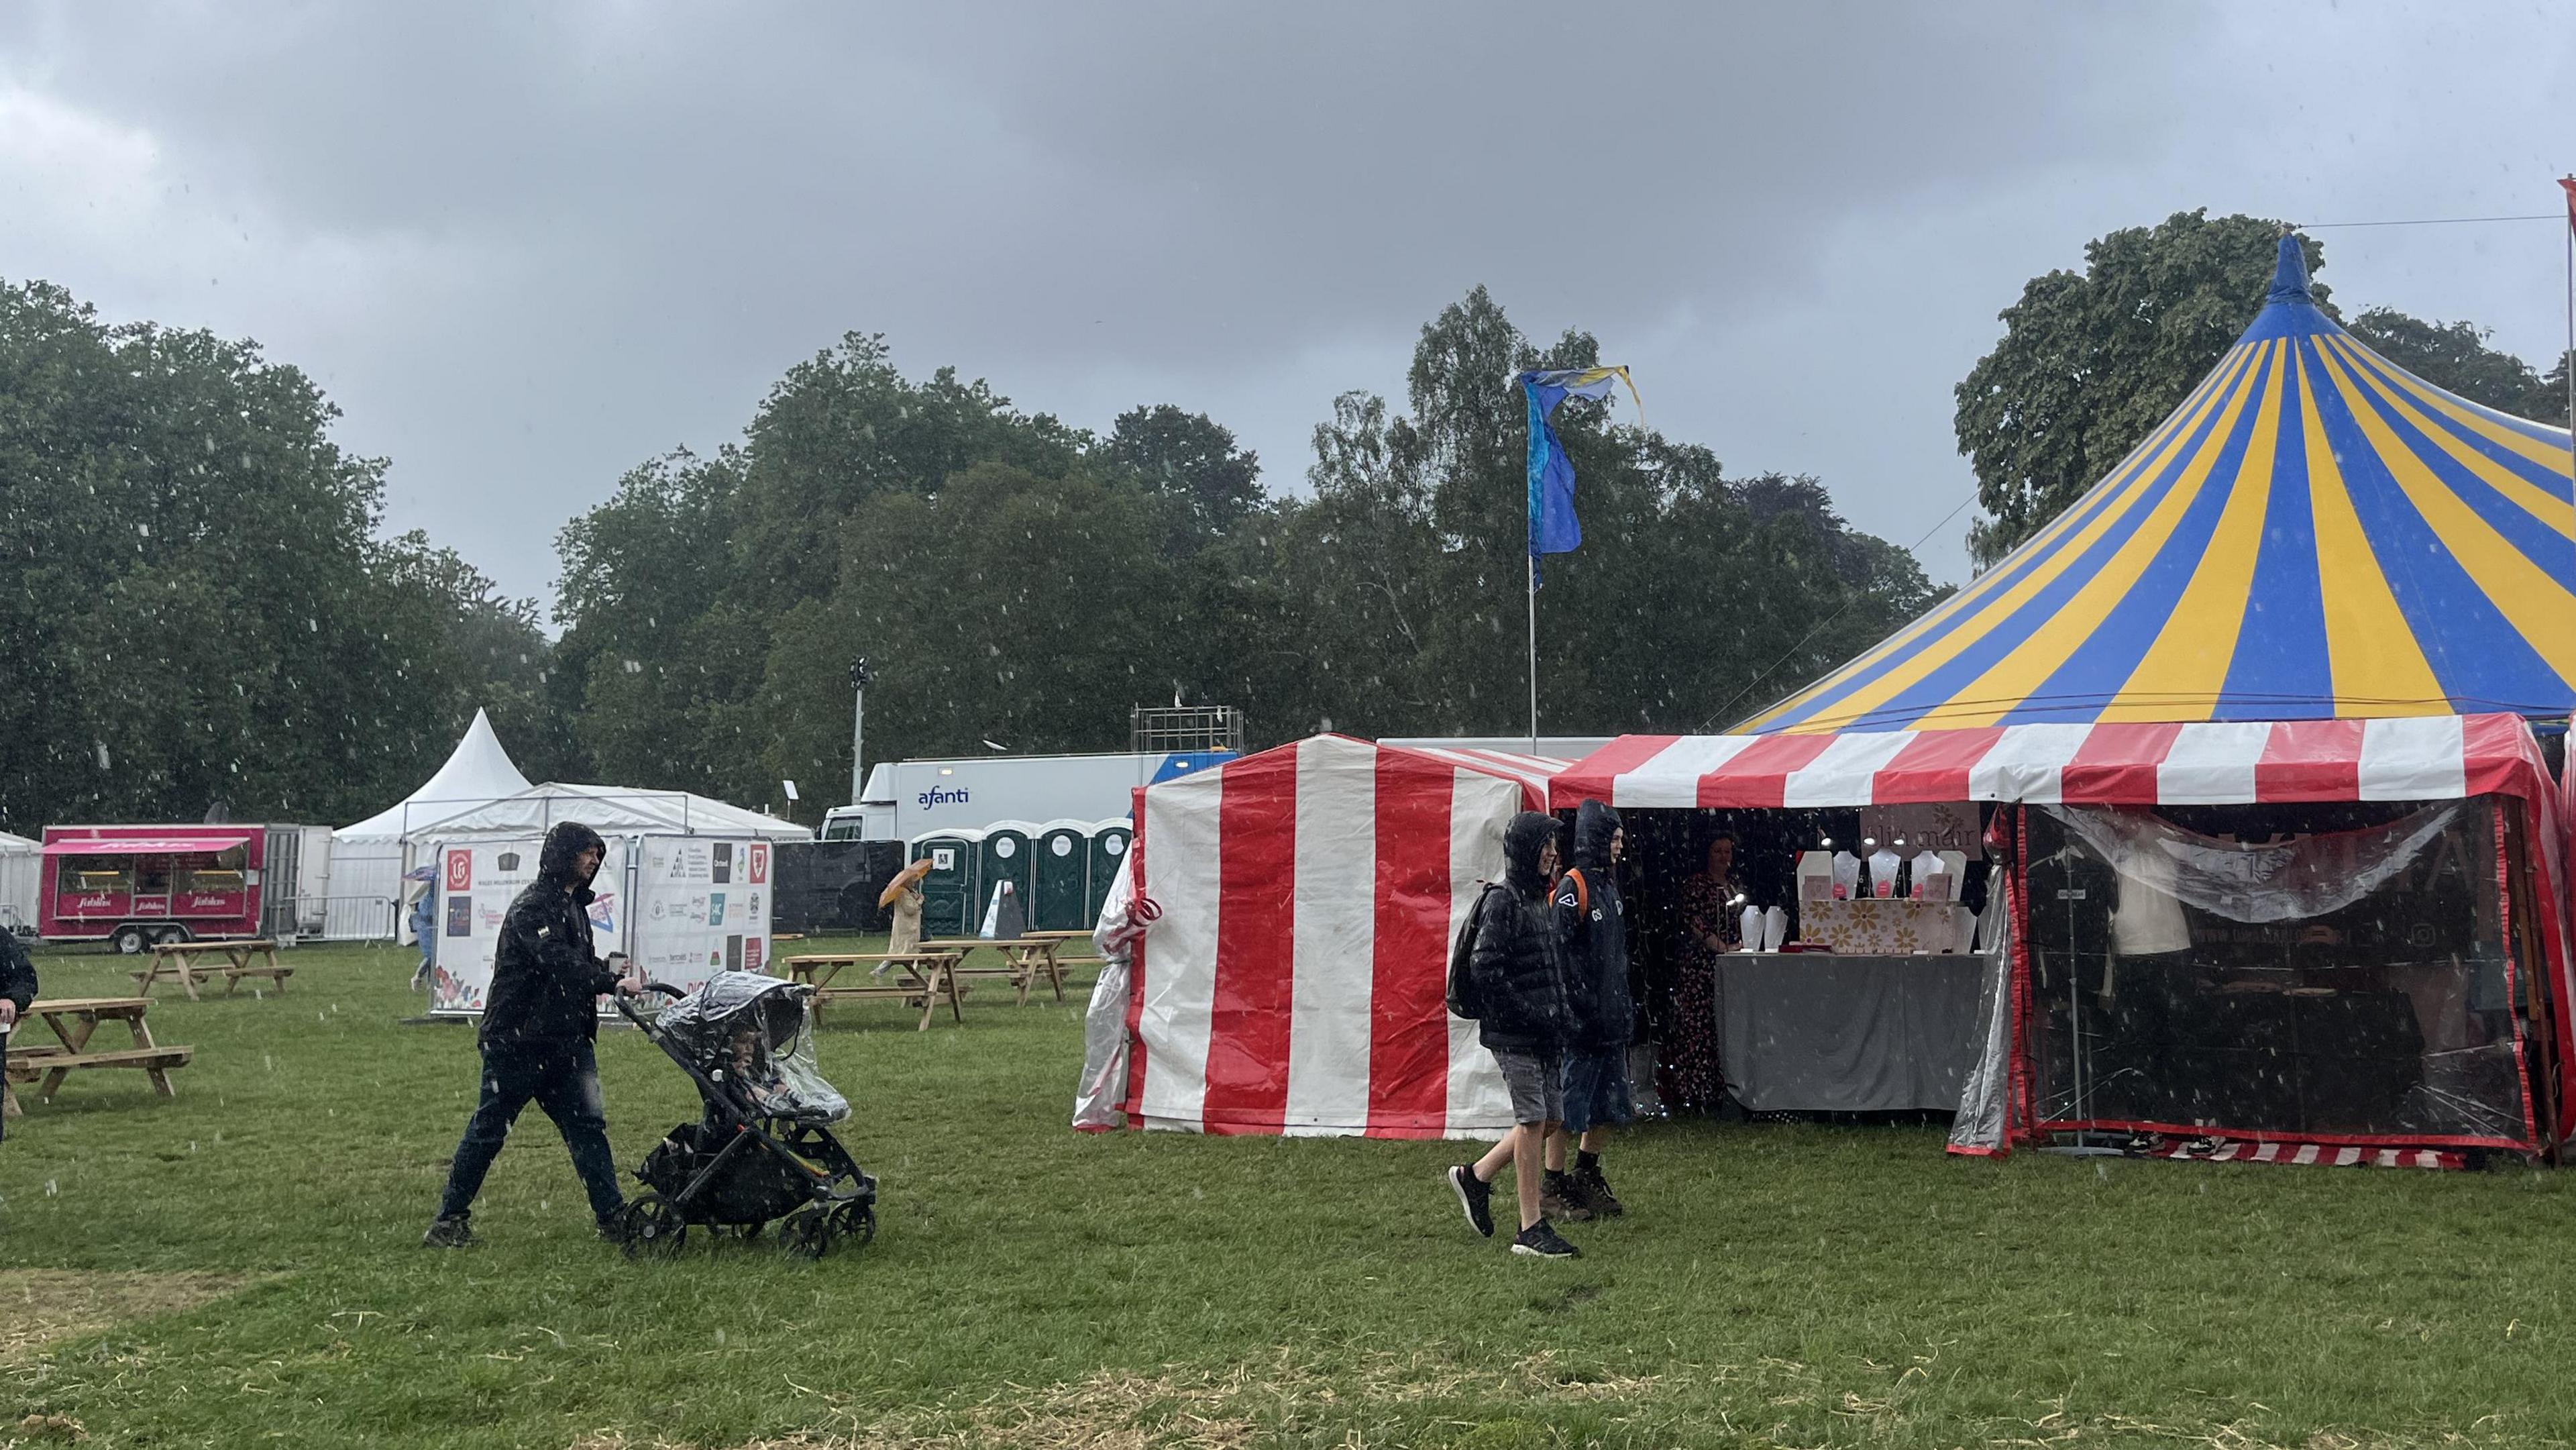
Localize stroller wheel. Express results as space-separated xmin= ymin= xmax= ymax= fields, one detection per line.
xmin=828 ymin=1200 xmax=876 ymax=1247
xmin=777 ymin=1206 xmax=833 ymax=1260
xmin=619 ymin=1194 xmax=688 ymax=1261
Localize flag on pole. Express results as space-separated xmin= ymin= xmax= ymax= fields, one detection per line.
xmin=1512 ymin=365 xmax=1641 ymax=583
xmin=2561 ymin=175 xmax=2576 ymax=231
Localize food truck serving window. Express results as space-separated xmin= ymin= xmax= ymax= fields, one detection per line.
xmin=59 ymin=857 xmax=132 ymax=892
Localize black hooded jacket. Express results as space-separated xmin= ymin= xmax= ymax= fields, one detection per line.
xmin=1466 ymin=812 xmax=1576 ymax=1056
xmin=1 ymin=929 xmax=31 ymax=1143
xmin=480 ymin=822 xmax=623 ymax=1048
xmin=0 ymin=931 xmax=34 ymax=1017
xmin=1554 ymin=800 xmax=1632 ymax=1052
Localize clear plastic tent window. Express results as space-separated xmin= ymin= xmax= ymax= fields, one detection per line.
xmin=651 ymin=972 xmax=849 ymax=1125
xmin=2021 ymin=800 xmax=2527 ymax=1147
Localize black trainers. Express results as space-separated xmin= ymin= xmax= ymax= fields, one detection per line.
xmin=1511 ymin=1219 xmax=1581 ymax=1259
xmin=1540 ymin=1170 xmax=1595 ymax=1223
xmin=596 ymin=1210 xmax=628 ymax=1241
xmin=1576 ymin=1163 xmax=1625 ymax=1218
xmin=421 ymin=1214 xmax=477 ymax=1249
xmin=1447 ymin=1164 xmax=1494 ymax=1238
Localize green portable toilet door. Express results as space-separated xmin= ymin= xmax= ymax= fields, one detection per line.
xmin=912 ymin=834 xmax=979 ymax=939
xmin=1085 ymin=822 xmax=1133 ymax=925
xmin=1032 ymin=824 xmax=1091 ymax=931
xmin=976 ymin=827 xmax=1035 ymax=936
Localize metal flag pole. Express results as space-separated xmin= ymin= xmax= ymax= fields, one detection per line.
xmin=1527 ymin=550 xmax=1540 ymax=756
xmin=2564 ymin=178 xmax=2574 ymax=481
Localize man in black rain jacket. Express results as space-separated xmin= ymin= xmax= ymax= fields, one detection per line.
xmin=0 ymin=929 xmax=35 ymax=1143
xmin=1546 ymin=799 xmax=1633 ymax=1220
xmin=1444 ymin=811 xmax=1584 ymax=1259
xmin=424 ymin=822 xmax=636 ymax=1246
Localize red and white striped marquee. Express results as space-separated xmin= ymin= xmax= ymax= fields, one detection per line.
xmin=1549 ymin=714 xmax=2556 ymax=813
xmin=1122 ymin=735 xmax=1564 ymax=1138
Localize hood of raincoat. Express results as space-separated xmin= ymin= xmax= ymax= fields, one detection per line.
xmin=538 ymin=821 xmax=607 ymax=888
xmin=1572 ymin=800 xmax=1621 ymax=873
xmin=1503 ymin=812 xmax=1558 ymax=896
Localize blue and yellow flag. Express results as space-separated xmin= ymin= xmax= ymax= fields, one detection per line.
xmin=1514 ymin=365 xmax=1640 ymax=582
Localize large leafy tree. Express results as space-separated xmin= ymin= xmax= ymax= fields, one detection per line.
xmin=552 ymin=286 xmax=1943 ymax=805
xmin=1955 ymin=211 xmax=2320 ymax=570
xmin=0 ymin=278 xmax=550 ymax=831
xmin=1957 ymin=211 xmax=2572 ymax=572
xmin=2345 ymin=309 xmax=2571 ymax=427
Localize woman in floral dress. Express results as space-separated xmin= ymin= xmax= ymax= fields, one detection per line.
xmin=1661 ymin=834 xmax=1739 ymax=1111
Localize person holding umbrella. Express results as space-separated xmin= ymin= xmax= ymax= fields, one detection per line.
xmin=880 ymin=858 xmax=932 ymax=953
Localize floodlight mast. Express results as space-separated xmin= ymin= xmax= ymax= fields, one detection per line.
xmin=849 ymin=658 xmax=871 ymax=805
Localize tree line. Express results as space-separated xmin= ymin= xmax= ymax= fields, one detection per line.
xmin=5 ymin=209 xmax=2567 ymax=832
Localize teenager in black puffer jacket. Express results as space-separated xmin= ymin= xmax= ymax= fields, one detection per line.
xmin=1444 ymin=812 xmax=1585 ymax=1260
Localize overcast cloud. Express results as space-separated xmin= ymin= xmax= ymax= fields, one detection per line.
xmin=3 ymin=3 xmax=2571 ymax=608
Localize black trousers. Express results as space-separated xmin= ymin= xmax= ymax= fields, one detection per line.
xmin=436 ymin=1037 xmax=625 ymax=1221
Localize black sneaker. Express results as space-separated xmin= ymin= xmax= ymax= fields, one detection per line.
xmin=596 ymin=1210 xmax=627 ymax=1241
xmin=1540 ymin=1170 xmax=1595 ymax=1223
xmin=421 ymin=1214 xmax=477 ymax=1249
xmin=1576 ymin=1164 xmax=1625 ymax=1218
xmin=1511 ymin=1219 xmax=1581 ymax=1259
xmin=1447 ymin=1165 xmax=1494 ymax=1238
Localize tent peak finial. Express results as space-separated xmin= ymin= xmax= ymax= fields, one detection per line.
xmin=2265 ymin=233 xmax=2314 ymax=306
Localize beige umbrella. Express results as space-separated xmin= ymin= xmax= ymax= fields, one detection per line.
xmin=877 ymin=857 xmax=934 ymax=909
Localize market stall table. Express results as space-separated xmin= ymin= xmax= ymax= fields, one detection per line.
xmin=1715 ymin=953 xmax=1986 ymax=1113
xmin=1 ymin=996 xmax=193 ymax=1117
xmin=133 ymin=939 xmax=291 ymax=1000
xmin=782 ymin=950 xmax=964 ymax=1031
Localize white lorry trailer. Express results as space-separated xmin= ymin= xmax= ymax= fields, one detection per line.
xmin=820 ymin=750 xmax=1233 ymax=841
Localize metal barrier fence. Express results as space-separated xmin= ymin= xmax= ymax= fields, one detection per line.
xmin=307 ymin=894 xmax=401 ymax=941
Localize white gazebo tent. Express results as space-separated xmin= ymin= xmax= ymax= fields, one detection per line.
xmin=327 ymin=709 xmax=536 ymax=939
xmin=419 ymin=782 xmax=813 ymax=843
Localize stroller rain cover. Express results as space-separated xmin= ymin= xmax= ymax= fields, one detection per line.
xmin=653 ymin=972 xmax=850 ymax=1124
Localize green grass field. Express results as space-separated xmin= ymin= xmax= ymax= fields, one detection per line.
xmin=5 ymin=941 xmax=2576 ymax=1448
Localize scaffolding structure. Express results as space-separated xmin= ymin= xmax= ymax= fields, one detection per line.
xmin=1130 ymin=705 xmax=1244 ymax=756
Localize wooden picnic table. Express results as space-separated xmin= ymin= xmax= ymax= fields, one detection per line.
xmin=2 ymin=996 xmax=193 ymax=1119
xmin=920 ymin=937 xmax=1073 ymax=1007
xmin=133 ymin=939 xmax=291 ymax=1001
xmin=1024 ymin=928 xmax=1105 ymax=975
xmin=783 ymin=949 xmax=965 ymax=1031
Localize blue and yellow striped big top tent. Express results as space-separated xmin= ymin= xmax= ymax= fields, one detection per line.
xmin=1743 ymin=235 xmax=2576 ymax=735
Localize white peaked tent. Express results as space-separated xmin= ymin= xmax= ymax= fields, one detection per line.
xmin=327 ymin=709 xmax=537 ymax=939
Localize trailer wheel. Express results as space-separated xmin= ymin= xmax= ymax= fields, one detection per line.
xmin=110 ymin=924 xmax=150 ymax=955
xmin=150 ymin=925 xmax=191 ymax=947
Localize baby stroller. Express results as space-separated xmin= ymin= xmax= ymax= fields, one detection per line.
xmin=610 ymin=973 xmax=877 ymax=1260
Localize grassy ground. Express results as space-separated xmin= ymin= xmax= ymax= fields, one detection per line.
xmin=5 ymin=943 xmax=2576 ymax=1448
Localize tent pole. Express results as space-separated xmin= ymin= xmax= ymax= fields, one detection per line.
xmin=1525 ymin=552 xmax=1540 ymax=756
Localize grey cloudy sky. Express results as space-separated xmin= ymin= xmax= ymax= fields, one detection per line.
xmin=4 ymin=3 xmax=2571 ymax=608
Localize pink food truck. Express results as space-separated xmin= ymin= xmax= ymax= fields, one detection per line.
xmin=38 ymin=823 xmax=316 ymax=953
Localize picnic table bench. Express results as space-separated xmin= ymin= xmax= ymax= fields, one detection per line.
xmin=921 ymin=937 xmax=1075 ymax=1007
xmin=782 ymin=950 xmax=965 ymax=1031
xmin=2 ymin=996 xmax=193 ymax=1118
xmin=133 ymin=939 xmax=291 ymax=1000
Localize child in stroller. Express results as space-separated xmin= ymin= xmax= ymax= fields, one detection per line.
xmin=611 ymin=972 xmax=877 ymax=1259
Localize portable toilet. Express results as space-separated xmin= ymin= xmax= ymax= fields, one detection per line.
xmin=975 ymin=821 xmax=1037 ymax=937
xmin=909 ymin=827 xmax=984 ymax=939
xmin=1085 ymin=817 xmax=1134 ymax=924
xmin=1030 ymin=819 xmax=1095 ymax=932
